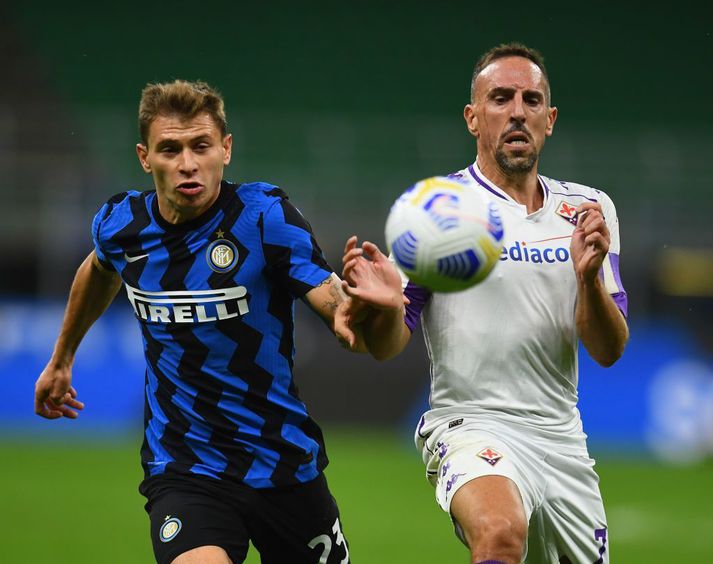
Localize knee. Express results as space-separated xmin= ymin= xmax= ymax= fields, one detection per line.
xmin=468 ymin=513 xmax=527 ymax=563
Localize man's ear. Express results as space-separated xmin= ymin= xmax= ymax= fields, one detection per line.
xmin=545 ymin=106 xmax=558 ymax=137
xmin=136 ymin=143 xmax=151 ymax=173
xmin=222 ymin=134 xmax=233 ymax=166
xmin=464 ymin=104 xmax=478 ymax=138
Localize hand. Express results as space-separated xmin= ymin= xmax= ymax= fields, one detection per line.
xmin=570 ymin=202 xmax=610 ymax=284
xmin=34 ymin=363 xmax=84 ymax=419
xmin=333 ymin=296 xmax=369 ymax=351
xmin=341 ymin=236 xmax=409 ymax=311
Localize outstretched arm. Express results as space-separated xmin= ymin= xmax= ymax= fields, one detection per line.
xmin=35 ymin=251 xmax=122 ymax=419
xmin=303 ymin=273 xmax=369 ymax=351
xmin=341 ymin=236 xmax=411 ymax=361
xmin=571 ymin=202 xmax=629 ymax=367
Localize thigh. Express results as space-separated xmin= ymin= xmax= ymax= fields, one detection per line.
xmin=426 ymin=427 xmax=540 ymax=519
xmin=450 ymin=474 xmax=528 ymax=551
xmin=540 ymin=453 xmax=609 ymax=564
xmin=171 ymin=545 xmax=233 ymax=564
xmin=248 ymin=473 xmax=350 ymax=564
xmin=143 ymin=475 xmax=250 ymax=564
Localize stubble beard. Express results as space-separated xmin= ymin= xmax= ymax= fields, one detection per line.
xmin=495 ymin=147 xmax=538 ymax=175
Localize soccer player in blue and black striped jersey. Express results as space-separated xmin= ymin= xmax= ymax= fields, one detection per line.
xmin=34 ymin=80 xmax=406 ymax=564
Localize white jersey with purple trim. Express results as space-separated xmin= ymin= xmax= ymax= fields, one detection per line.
xmin=409 ymin=162 xmax=627 ymax=455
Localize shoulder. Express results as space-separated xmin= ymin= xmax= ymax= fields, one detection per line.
xmin=93 ymin=190 xmax=149 ymax=229
xmin=101 ymin=189 xmax=147 ymax=211
xmin=542 ymin=175 xmax=621 ymax=228
xmin=445 ymin=168 xmax=471 ymax=182
xmin=236 ymin=181 xmax=311 ymax=229
xmin=542 ymin=175 xmax=616 ymax=207
xmin=234 ymin=180 xmax=289 ymax=209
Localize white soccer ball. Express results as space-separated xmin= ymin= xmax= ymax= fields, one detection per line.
xmin=385 ymin=176 xmax=505 ymax=292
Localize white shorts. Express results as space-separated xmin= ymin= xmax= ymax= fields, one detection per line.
xmin=419 ymin=419 xmax=609 ymax=563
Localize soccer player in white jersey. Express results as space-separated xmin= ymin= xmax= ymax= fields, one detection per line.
xmin=339 ymin=43 xmax=629 ymax=564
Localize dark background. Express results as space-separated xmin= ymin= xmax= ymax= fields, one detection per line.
xmin=1 ymin=2 xmax=711 ymax=434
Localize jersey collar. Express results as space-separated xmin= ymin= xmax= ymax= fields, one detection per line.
xmin=468 ymin=161 xmax=550 ymax=216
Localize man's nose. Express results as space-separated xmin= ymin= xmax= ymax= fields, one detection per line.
xmin=178 ymin=149 xmax=198 ymax=173
xmin=510 ymin=94 xmax=526 ymax=121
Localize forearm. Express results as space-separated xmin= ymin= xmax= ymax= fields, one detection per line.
xmin=576 ymin=276 xmax=628 ymax=367
xmin=51 ymin=252 xmax=122 ymax=366
xmin=361 ymin=307 xmax=410 ymax=361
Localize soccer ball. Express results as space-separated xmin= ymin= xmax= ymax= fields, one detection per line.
xmin=385 ymin=176 xmax=505 ymax=292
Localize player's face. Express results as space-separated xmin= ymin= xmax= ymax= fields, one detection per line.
xmin=136 ymin=112 xmax=232 ymax=223
xmin=464 ymin=57 xmax=557 ymax=175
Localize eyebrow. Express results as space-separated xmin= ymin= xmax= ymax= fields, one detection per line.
xmin=154 ymin=134 xmax=214 ymax=148
xmin=487 ymin=86 xmax=545 ymax=100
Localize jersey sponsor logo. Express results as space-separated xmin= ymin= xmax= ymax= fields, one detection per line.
xmin=499 ymin=240 xmax=570 ymax=264
xmin=556 ymin=201 xmax=580 ymax=226
xmin=206 ymin=239 xmax=238 ymax=273
xmin=125 ymin=284 xmax=249 ymax=324
xmin=477 ymin=447 xmax=503 ymax=466
xmin=159 ymin=516 xmax=182 ymax=543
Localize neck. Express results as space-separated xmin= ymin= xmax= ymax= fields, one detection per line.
xmin=156 ymin=190 xmax=221 ymax=225
xmin=476 ymin=157 xmax=543 ymax=213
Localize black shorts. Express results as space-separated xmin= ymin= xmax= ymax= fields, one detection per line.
xmin=141 ymin=472 xmax=349 ymax=564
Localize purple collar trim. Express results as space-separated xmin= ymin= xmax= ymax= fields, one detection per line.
xmin=468 ymin=165 xmax=508 ymax=201
xmin=468 ymin=163 xmax=549 ymax=205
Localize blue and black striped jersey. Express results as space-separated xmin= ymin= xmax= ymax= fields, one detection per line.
xmin=91 ymin=180 xmax=333 ymax=488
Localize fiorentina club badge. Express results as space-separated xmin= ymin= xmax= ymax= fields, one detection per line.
xmin=477 ymin=447 xmax=503 ymax=466
xmin=556 ymin=201 xmax=579 ymax=226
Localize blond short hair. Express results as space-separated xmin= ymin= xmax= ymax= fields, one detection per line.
xmin=138 ymin=80 xmax=227 ymax=145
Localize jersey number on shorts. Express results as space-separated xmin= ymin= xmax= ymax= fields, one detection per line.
xmin=307 ymin=517 xmax=349 ymax=563
xmin=593 ymin=527 xmax=607 ymax=564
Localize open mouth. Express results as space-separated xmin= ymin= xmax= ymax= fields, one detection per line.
xmin=502 ymin=131 xmax=531 ymax=148
xmin=176 ymin=181 xmax=204 ymax=195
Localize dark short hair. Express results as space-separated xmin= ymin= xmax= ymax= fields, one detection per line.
xmin=138 ymin=80 xmax=228 ymax=145
xmin=470 ymin=42 xmax=551 ymax=104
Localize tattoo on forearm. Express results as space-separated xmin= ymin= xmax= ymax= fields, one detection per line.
xmin=321 ymin=278 xmax=344 ymax=314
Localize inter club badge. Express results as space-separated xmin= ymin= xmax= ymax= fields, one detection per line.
xmin=206 ymin=239 xmax=238 ymax=273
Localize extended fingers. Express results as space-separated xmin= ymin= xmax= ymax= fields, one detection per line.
xmin=342 ymin=257 xmax=367 ymax=285
xmin=343 ymin=235 xmax=358 ymax=255
xmin=362 ymin=241 xmax=387 ymax=262
xmin=341 ymin=279 xmax=368 ymax=300
xmin=342 ymin=247 xmax=364 ymax=267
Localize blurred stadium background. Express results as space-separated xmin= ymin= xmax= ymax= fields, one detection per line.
xmin=2 ymin=2 xmax=712 ymax=562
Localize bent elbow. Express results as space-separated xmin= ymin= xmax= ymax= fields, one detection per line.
xmin=596 ymin=355 xmax=618 ymax=368
xmin=595 ymin=341 xmax=627 ymax=368
xmin=371 ymin=348 xmax=399 ymax=362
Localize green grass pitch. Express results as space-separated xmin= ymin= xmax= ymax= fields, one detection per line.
xmin=2 ymin=428 xmax=711 ymax=562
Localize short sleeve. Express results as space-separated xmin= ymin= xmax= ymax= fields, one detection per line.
xmin=599 ymin=192 xmax=628 ymax=318
xmin=91 ymin=201 xmax=116 ymax=271
xmin=388 ymin=255 xmax=431 ymax=333
xmin=261 ymin=197 xmax=333 ymax=297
